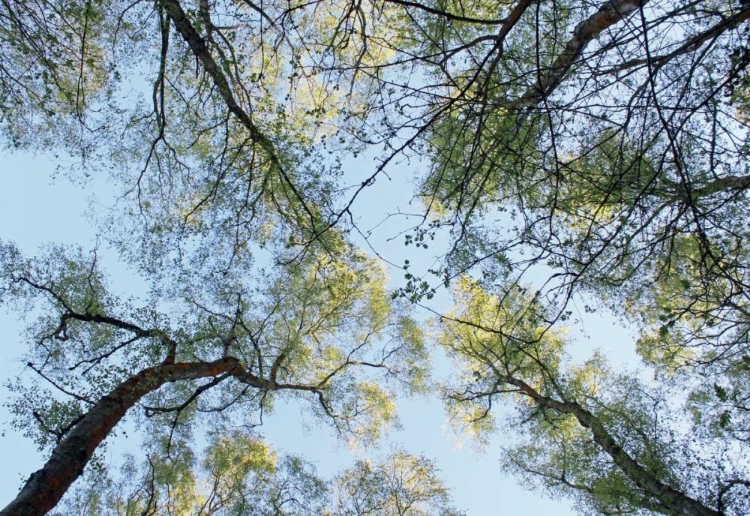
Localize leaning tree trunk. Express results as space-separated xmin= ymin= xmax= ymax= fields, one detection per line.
xmin=0 ymin=358 xmax=240 ymax=516
xmin=506 ymin=375 xmax=722 ymax=516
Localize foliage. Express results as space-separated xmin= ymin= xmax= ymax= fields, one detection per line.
xmin=54 ymin=442 xmax=458 ymax=516
xmin=333 ymin=451 xmax=464 ymax=516
xmin=0 ymin=237 xmax=428 ymax=513
xmin=438 ymin=278 xmax=750 ymax=515
xmin=3 ymin=0 xmax=750 ymax=513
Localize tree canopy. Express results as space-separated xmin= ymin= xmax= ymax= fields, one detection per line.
xmin=2 ymin=0 xmax=750 ymax=514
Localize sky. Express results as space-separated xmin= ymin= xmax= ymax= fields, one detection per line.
xmin=0 ymin=146 xmax=641 ymax=514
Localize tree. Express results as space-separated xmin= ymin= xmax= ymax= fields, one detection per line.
xmin=53 ymin=437 xmax=459 ymax=516
xmin=333 ymin=451 xmax=463 ymax=516
xmin=3 ymin=0 xmax=750 ymax=514
xmin=392 ymin=2 xmax=750 ymax=511
xmin=54 ymin=430 xmax=328 ymax=516
xmin=5 ymin=0 xmax=748 ymax=343
xmin=0 ymin=239 xmax=427 ymax=515
xmin=436 ymin=277 xmax=749 ymax=515
xmin=399 ymin=0 xmax=750 ymax=382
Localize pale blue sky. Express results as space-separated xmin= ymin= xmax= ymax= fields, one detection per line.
xmin=0 ymin=149 xmax=639 ymax=514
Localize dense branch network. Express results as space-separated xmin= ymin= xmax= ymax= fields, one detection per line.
xmin=0 ymin=241 xmax=427 ymax=514
xmin=2 ymin=0 xmax=750 ymax=514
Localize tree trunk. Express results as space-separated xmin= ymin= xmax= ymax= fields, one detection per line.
xmin=512 ymin=0 xmax=646 ymax=109
xmin=1 ymin=358 xmax=240 ymax=516
xmin=507 ymin=376 xmax=722 ymax=516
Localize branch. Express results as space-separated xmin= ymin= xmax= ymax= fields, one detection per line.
xmin=27 ymin=362 xmax=95 ymax=405
xmin=160 ymin=0 xmax=322 ymax=237
xmin=384 ymin=0 xmax=509 ymax=25
xmin=143 ymin=373 xmax=231 ymax=416
xmin=594 ymin=6 xmax=750 ymax=77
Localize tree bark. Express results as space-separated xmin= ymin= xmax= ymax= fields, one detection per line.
xmin=691 ymin=174 xmax=750 ymax=199
xmin=0 ymin=358 xmax=241 ymax=516
xmin=511 ymin=0 xmax=646 ymax=111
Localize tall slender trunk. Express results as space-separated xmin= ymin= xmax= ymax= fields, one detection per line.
xmin=507 ymin=376 xmax=722 ymax=516
xmin=1 ymin=358 xmax=240 ymax=516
